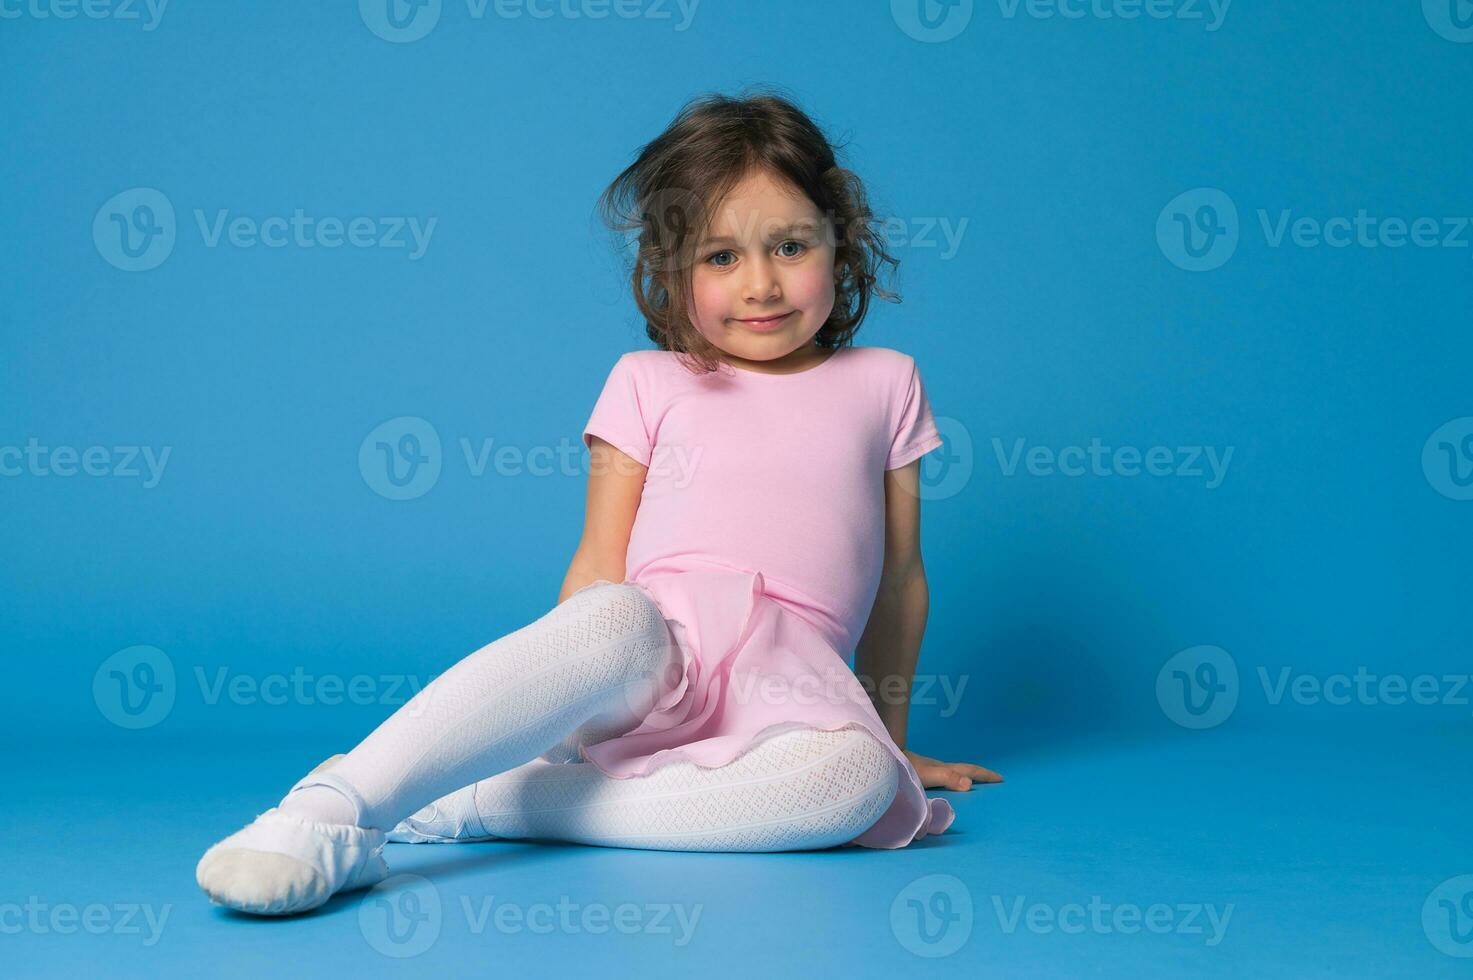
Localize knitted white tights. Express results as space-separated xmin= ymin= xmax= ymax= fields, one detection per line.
xmin=285 ymin=581 xmax=682 ymax=832
xmin=197 ymin=582 xmax=899 ymax=915
xmin=340 ymin=723 xmax=901 ymax=852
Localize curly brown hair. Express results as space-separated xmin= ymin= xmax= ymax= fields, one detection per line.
xmin=596 ymin=86 xmax=901 ymax=375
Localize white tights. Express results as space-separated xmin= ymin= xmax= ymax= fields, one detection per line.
xmin=284 ymin=581 xmax=900 ymax=852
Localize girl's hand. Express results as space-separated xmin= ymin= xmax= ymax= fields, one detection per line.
xmin=903 ymin=749 xmax=1003 ymax=791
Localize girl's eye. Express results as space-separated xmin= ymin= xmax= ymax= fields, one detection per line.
xmin=705 ymin=241 xmax=808 ymax=267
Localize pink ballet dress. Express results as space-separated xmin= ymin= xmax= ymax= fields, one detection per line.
xmin=575 ymin=345 xmax=953 ymax=848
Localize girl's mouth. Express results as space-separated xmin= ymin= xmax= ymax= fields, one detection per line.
xmin=734 ymin=311 xmax=794 ymax=331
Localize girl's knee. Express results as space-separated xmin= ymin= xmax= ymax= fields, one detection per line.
xmin=770 ymin=726 xmax=900 ymax=808
xmin=829 ymin=728 xmax=900 ymax=805
xmin=556 ymin=581 xmax=678 ymax=689
xmin=566 ymin=581 xmax=666 ymax=635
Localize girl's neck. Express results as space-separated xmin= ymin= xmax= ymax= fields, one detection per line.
xmin=719 ymin=342 xmax=830 ymax=376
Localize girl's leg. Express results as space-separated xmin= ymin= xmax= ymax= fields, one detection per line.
xmin=381 ymin=725 xmax=901 ymax=852
xmin=195 ymin=582 xmax=679 ymax=915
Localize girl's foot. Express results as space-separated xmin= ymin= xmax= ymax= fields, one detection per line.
xmin=196 ymin=762 xmax=392 ymax=916
xmin=195 ymin=808 xmax=389 ymax=916
xmin=386 ymin=782 xmax=499 ymax=843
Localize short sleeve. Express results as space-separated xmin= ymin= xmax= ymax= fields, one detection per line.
xmin=886 ymin=358 xmax=944 ymax=470
xmin=582 ymin=354 xmax=653 ymax=466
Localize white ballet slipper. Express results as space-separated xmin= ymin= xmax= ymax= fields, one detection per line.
xmin=298 ymin=751 xmax=494 ymax=844
xmin=308 ymin=752 xmax=346 ymax=775
xmin=195 ymin=807 xmax=389 ymax=916
xmin=387 ymin=783 xmax=498 ymax=844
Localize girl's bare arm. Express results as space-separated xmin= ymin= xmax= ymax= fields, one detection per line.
xmin=854 ymin=459 xmax=1002 ymax=790
xmin=558 ymin=435 xmax=648 ymax=603
xmin=855 ymin=460 xmax=929 ymax=747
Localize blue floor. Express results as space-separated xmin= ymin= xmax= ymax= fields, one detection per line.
xmin=6 ymin=727 xmax=1468 ymax=978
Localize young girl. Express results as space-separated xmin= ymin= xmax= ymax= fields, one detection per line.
xmin=195 ymin=89 xmax=1001 ymax=917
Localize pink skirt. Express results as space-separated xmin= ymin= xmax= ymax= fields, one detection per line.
xmin=570 ymin=565 xmax=955 ymax=849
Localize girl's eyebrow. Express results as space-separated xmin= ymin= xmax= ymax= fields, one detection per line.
xmin=699 ymin=220 xmax=820 ymax=248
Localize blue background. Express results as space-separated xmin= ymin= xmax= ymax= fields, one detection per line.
xmin=4 ymin=0 xmax=1471 ymax=976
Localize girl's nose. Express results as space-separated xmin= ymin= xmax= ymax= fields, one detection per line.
xmin=743 ymin=257 xmax=781 ymax=303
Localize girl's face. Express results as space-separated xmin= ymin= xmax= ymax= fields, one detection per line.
xmin=685 ymin=169 xmax=837 ymax=370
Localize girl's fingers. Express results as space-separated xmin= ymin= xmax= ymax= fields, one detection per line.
xmin=923 ymin=765 xmax=972 ymax=790
xmin=944 ymin=761 xmax=1002 ymax=782
xmin=939 ymin=763 xmax=1003 ymax=788
xmin=920 ymin=766 xmax=956 ymax=790
xmin=914 ymin=759 xmax=1005 ymax=789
